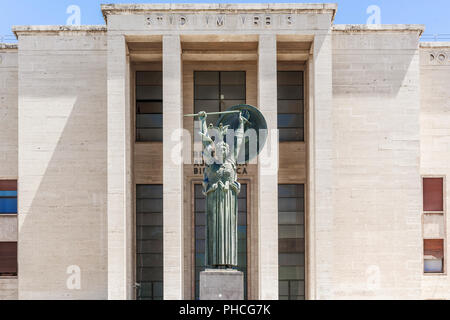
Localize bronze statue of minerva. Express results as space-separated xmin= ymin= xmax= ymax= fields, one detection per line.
xmin=185 ymin=105 xmax=267 ymax=268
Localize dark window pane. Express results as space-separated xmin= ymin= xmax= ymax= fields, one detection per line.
xmin=136 ymin=185 xmax=163 ymax=199
xmin=279 ymin=266 xmax=304 ymax=281
xmin=220 ymin=71 xmax=246 ymax=85
xmin=279 ymin=128 xmax=304 ymax=142
xmin=221 ymin=100 xmax=246 ymax=110
xmin=424 ymin=239 xmax=444 ymax=259
xmin=137 ymin=213 xmax=163 ymax=226
xmin=137 ymin=102 xmax=162 ymax=114
xmin=279 ymin=238 xmax=305 ymax=253
xmin=279 ymin=226 xmax=304 ymax=239
xmin=278 ymin=114 xmax=304 ymax=129
xmin=194 ymin=100 xmax=220 ymax=114
xmin=137 ymin=254 xmax=163 ymax=267
xmin=137 ymin=226 xmax=163 ymax=240
xmin=279 ymin=212 xmax=304 ymax=225
xmin=220 ymin=85 xmax=246 ymax=100
xmin=423 ymin=178 xmax=444 ymax=211
xmin=279 ymin=253 xmax=305 ymax=266
xmin=137 ymin=240 xmax=163 ymax=254
xmin=195 ymin=85 xmax=219 ymax=100
xmin=424 ymin=259 xmax=443 ymax=273
xmin=278 ymin=85 xmax=303 ymax=100
xmin=277 ymin=71 xmax=304 ymax=85
xmin=0 ymin=198 xmax=17 ymax=214
xmin=278 ymin=100 xmax=303 ymax=114
xmin=278 ymin=184 xmax=305 ymax=299
xmin=195 ymin=71 xmax=219 ymax=85
xmin=278 ymin=185 xmax=303 ymax=198
xmin=136 ymin=114 xmax=163 ymax=129
xmin=136 ymin=71 xmax=162 ymax=85
xmin=290 ymin=280 xmax=305 ymax=296
xmin=136 ymin=267 xmax=163 ymax=282
xmin=137 ymin=199 xmax=163 ymax=213
xmin=278 ymin=197 xmax=303 ymax=212
xmin=136 ymin=86 xmax=162 ymax=100
xmin=0 ymin=180 xmax=17 ymax=191
xmin=136 ymin=129 xmax=162 ymax=142
xmin=0 ymin=242 xmax=17 ymax=275
xmin=136 ymin=185 xmax=163 ymax=299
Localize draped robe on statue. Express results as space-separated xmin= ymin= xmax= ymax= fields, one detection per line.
xmin=199 ymin=113 xmax=246 ymax=268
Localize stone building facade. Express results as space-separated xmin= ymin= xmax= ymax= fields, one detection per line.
xmin=0 ymin=3 xmax=449 ymax=300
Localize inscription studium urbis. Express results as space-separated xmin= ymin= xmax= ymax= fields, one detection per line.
xmin=145 ymin=13 xmax=296 ymax=28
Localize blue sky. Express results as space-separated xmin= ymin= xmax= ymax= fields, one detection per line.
xmin=1 ymin=0 xmax=449 ymax=42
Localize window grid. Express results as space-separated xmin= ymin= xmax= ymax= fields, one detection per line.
xmin=278 ymin=184 xmax=305 ymax=300
xmin=0 ymin=180 xmax=17 ymax=215
xmin=277 ymin=71 xmax=305 ymax=142
xmin=135 ymin=71 xmax=163 ymax=142
xmin=194 ymin=71 xmax=246 ymax=127
xmin=136 ymin=184 xmax=163 ymax=300
xmin=422 ymin=176 xmax=446 ymax=274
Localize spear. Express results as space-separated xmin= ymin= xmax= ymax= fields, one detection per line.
xmin=184 ymin=110 xmax=241 ymax=117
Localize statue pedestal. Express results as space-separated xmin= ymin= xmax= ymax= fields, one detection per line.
xmin=199 ymin=269 xmax=244 ymax=300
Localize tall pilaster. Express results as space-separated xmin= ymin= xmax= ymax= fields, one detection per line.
xmin=107 ymin=34 xmax=133 ymax=300
xmin=257 ymin=34 xmax=279 ymax=300
xmin=162 ymin=35 xmax=184 ymax=300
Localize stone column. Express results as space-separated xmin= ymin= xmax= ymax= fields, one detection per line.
xmin=257 ymin=34 xmax=279 ymax=300
xmin=162 ymin=35 xmax=184 ymax=300
xmin=107 ymin=34 xmax=133 ymax=300
xmin=308 ymin=32 xmax=333 ymax=299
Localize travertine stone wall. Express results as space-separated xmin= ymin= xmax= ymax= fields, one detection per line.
xmin=0 ymin=45 xmax=18 ymax=179
xmin=331 ymin=28 xmax=423 ymax=299
xmin=419 ymin=43 xmax=450 ymax=300
xmin=17 ymin=33 xmax=108 ymax=299
xmin=0 ymin=44 xmax=18 ymax=300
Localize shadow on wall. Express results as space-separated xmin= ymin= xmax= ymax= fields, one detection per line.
xmin=18 ymin=43 xmax=108 ymax=299
xmin=329 ymin=32 xmax=423 ymax=299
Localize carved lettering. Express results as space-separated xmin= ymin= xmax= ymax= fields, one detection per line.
xmin=216 ymin=15 xmax=225 ymax=27
xmin=287 ymin=15 xmax=294 ymax=25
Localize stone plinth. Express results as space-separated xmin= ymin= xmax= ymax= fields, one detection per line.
xmin=200 ymin=269 xmax=244 ymax=300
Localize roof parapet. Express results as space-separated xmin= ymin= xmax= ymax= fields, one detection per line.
xmin=12 ymin=25 xmax=107 ymax=38
xmin=101 ymin=3 xmax=338 ymax=22
xmin=333 ymin=24 xmax=425 ymax=36
xmin=0 ymin=43 xmax=18 ymax=50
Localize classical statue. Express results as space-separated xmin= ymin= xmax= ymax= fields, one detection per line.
xmin=185 ymin=105 xmax=267 ymax=268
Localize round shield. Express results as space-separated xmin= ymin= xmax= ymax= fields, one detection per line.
xmin=216 ymin=104 xmax=267 ymax=163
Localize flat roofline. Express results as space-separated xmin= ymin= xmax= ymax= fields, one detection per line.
xmin=420 ymin=42 xmax=450 ymax=48
xmin=101 ymin=3 xmax=338 ymax=22
xmin=333 ymin=24 xmax=425 ymax=36
xmin=12 ymin=25 xmax=107 ymax=38
xmin=0 ymin=43 xmax=18 ymax=50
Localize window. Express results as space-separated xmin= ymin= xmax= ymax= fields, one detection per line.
xmin=194 ymin=183 xmax=248 ymax=299
xmin=136 ymin=71 xmax=163 ymax=142
xmin=194 ymin=71 xmax=246 ymax=126
xmin=277 ymin=71 xmax=304 ymax=142
xmin=423 ymin=178 xmax=444 ymax=212
xmin=424 ymin=239 xmax=444 ymax=273
xmin=422 ymin=177 xmax=445 ymax=274
xmin=0 ymin=242 xmax=17 ymax=276
xmin=278 ymin=184 xmax=305 ymax=300
xmin=0 ymin=180 xmax=17 ymax=214
xmin=136 ymin=185 xmax=163 ymax=299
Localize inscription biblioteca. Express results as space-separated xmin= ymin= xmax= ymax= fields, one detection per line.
xmin=193 ymin=162 xmax=249 ymax=175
